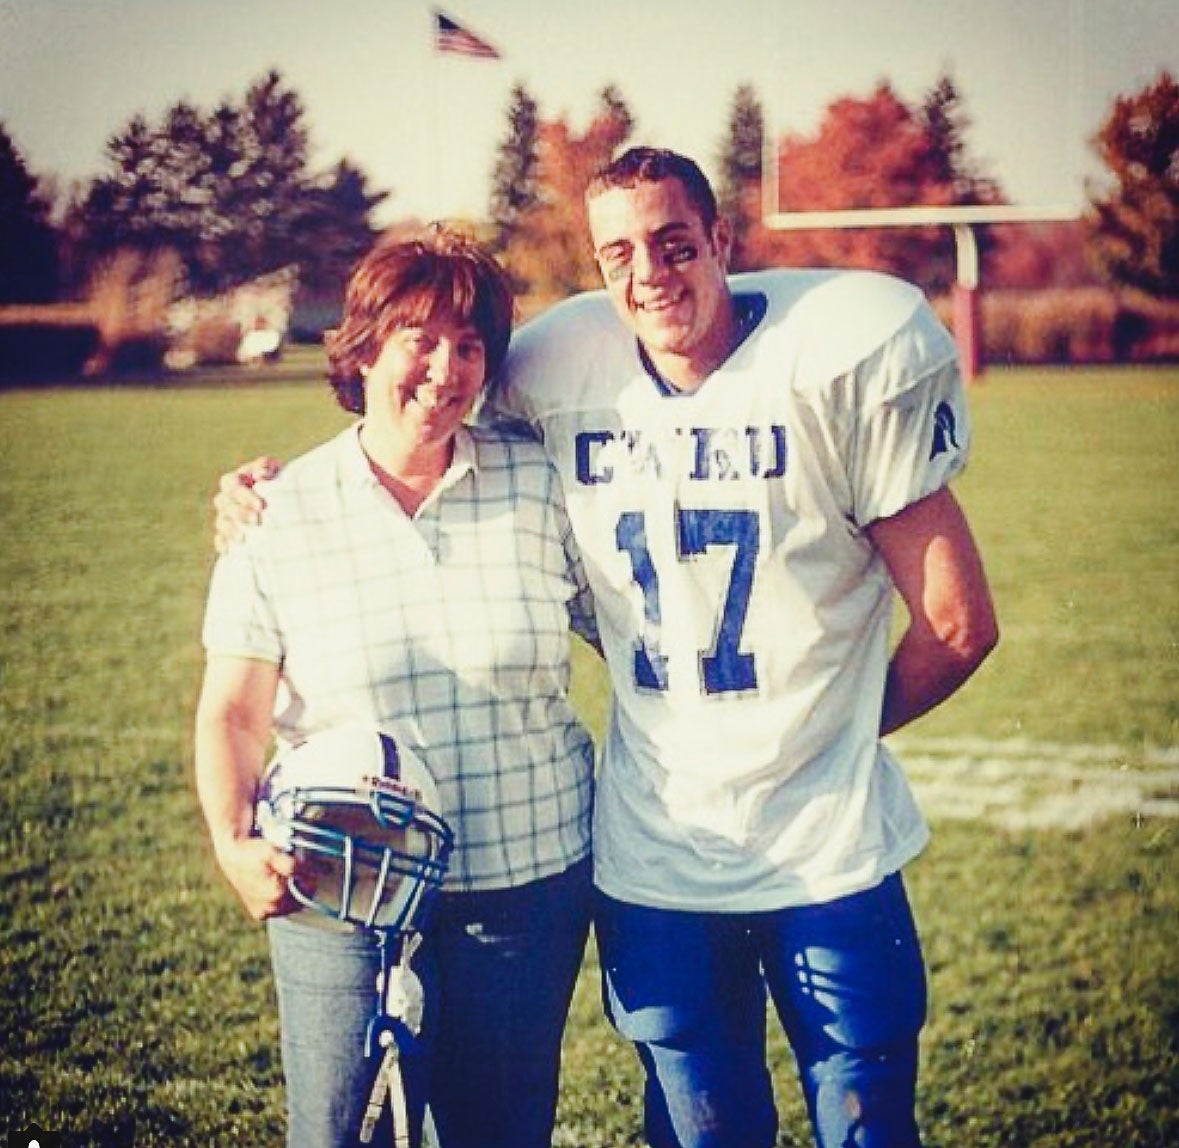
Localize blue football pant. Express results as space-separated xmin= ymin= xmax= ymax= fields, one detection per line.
xmin=595 ymin=873 xmax=928 ymax=1148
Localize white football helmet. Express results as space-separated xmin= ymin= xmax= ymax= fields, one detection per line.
xmin=255 ymin=727 xmax=453 ymax=933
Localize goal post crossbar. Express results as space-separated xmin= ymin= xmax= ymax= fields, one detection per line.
xmin=761 ymin=203 xmax=1082 ymax=230
xmin=759 ymin=202 xmax=1083 ymax=383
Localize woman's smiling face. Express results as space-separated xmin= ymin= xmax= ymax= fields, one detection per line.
xmin=362 ymin=314 xmax=487 ymax=450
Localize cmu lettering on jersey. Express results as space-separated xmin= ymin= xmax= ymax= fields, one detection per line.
xmin=575 ymin=424 xmax=787 ymax=485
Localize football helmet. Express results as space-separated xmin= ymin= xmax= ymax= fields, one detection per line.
xmin=255 ymin=727 xmax=453 ymax=933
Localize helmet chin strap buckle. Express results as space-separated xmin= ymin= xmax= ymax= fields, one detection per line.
xmin=360 ymin=930 xmax=426 ymax=1146
xmin=365 ymin=931 xmax=425 ymax=1054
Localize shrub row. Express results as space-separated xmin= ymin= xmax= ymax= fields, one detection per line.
xmin=934 ymin=288 xmax=1179 ymax=366
xmin=0 ymin=322 xmax=99 ymax=380
xmin=3 ymin=287 xmax=1177 ymax=382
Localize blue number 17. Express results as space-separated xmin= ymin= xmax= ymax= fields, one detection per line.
xmin=615 ymin=508 xmax=759 ymax=695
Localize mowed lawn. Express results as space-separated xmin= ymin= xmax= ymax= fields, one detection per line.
xmin=1 ymin=360 xmax=1176 ymax=1146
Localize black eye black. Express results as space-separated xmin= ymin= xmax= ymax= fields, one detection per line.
xmin=664 ymin=242 xmax=698 ymax=265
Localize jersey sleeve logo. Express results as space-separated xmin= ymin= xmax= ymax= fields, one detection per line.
xmin=930 ymin=401 xmax=960 ymax=460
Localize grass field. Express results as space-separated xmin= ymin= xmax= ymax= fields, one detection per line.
xmin=1 ymin=359 xmax=1177 ymax=1146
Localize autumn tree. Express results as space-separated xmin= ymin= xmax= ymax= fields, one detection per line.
xmin=748 ymin=78 xmax=1001 ymax=292
xmin=985 ymin=221 xmax=1099 ymax=290
xmin=1087 ymin=70 xmax=1179 ymax=298
xmin=0 ymin=121 xmax=58 ymax=302
xmin=504 ymin=86 xmax=636 ymax=306
xmin=716 ymin=84 xmax=765 ymax=270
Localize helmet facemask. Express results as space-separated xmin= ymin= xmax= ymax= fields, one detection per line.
xmin=256 ymin=730 xmax=453 ymax=934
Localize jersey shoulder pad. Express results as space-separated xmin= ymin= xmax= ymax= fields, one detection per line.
xmin=751 ymin=269 xmax=955 ymax=403
xmin=497 ymin=291 xmax=634 ymax=421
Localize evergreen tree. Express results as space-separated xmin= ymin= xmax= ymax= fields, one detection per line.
xmin=921 ymin=73 xmax=975 ymax=196
xmin=916 ymin=71 xmax=1001 ymax=288
xmin=219 ymin=71 xmax=312 ymax=286
xmin=79 ymin=71 xmax=383 ymax=295
xmin=297 ymin=159 xmax=388 ymax=292
xmin=596 ymin=84 xmax=636 ymax=147
xmin=0 ymin=121 xmax=58 ymax=302
xmin=1087 ymin=70 xmax=1179 ymax=298
xmin=716 ymin=84 xmax=765 ymax=269
xmin=488 ymin=83 xmax=541 ymax=251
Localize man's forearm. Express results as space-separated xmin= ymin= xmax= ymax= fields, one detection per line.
xmin=880 ymin=618 xmax=997 ymax=737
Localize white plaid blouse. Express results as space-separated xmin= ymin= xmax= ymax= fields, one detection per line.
xmin=202 ymin=422 xmax=599 ymax=891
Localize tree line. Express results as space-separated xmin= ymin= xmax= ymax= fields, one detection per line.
xmin=2 ymin=67 xmax=1176 ymax=318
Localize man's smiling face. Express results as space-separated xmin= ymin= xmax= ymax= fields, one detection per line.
xmin=588 ymin=176 xmax=735 ymax=391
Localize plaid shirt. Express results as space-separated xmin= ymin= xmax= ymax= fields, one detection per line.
xmin=202 ymin=423 xmax=598 ymax=891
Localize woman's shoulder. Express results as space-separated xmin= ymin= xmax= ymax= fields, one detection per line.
xmin=252 ymin=429 xmax=356 ymax=518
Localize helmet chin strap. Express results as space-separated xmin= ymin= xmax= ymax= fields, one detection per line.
xmin=257 ymin=729 xmax=451 ymax=1145
xmin=360 ymin=930 xmax=426 ymax=1147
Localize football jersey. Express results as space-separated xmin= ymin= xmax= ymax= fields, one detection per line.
xmin=490 ymin=268 xmax=970 ymax=911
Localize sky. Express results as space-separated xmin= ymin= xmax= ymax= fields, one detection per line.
xmin=1 ymin=0 xmax=1176 ymax=227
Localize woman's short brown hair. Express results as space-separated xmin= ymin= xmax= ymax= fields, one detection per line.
xmin=325 ymin=224 xmax=514 ymax=414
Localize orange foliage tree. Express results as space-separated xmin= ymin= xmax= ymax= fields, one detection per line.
xmin=984 ymin=222 xmax=1100 ymax=291
xmin=1087 ymin=70 xmax=1179 ymax=299
xmin=745 ymin=77 xmax=1001 ymax=293
xmin=500 ymin=87 xmax=634 ymax=310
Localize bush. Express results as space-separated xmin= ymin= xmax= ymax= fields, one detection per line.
xmin=0 ymin=321 xmax=99 ymax=381
xmin=934 ymin=287 xmax=1179 ymax=366
xmin=1114 ymin=290 xmax=1179 ymax=361
xmin=190 ymin=315 xmax=243 ymax=366
xmin=991 ymin=289 xmax=1118 ymax=365
xmin=103 ymin=332 xmax=168 ymax=374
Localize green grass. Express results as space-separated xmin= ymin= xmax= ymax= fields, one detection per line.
xmin=1 ymin=363 xmax=1177 ymax=1146
xmin=931 ymin=367 xmax=1179 ymax=749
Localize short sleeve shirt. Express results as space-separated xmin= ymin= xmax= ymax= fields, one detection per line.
xmin=202 ymin=422 xmax=598 ymax=891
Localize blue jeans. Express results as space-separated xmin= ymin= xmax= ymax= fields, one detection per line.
xmin=268 ymin=858 xmax=592 ymax=1148
xmin=595 ymin=873 xmax=928 ymax=1148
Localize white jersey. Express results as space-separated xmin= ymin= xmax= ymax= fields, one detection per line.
xmin=491 ymin=268 xmax=969 ymax=911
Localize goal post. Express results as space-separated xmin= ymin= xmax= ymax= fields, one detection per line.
xmin=756 ymin=0 xmax=1090 ymax=382
xmin=760 ymin=203 xmax=1083 ymax=382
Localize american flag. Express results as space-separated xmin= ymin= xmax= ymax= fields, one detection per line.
xmin=434 ymin=10 xmax=501 ymax=59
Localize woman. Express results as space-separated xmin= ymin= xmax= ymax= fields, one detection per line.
xmin=194 ymin=226 xmax=599 ymax=1148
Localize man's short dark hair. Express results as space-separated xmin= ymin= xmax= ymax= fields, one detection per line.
xmin=586 ymin=147 xmax=719 ymax=230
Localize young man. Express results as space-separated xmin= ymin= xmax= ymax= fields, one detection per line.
xmin=486 ymin=148 xmax=997 ymax=1148
xmin=216 ymin=148 xmax=997 ymax=1148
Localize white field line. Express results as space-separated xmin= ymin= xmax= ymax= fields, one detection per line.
xmin=891 ymin=736 xmax=1179 ymax=830
xmin=12 ymin=726 xmax=1179 ymax=830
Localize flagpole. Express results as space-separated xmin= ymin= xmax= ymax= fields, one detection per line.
xmin=430 ymin=7 xmax=504 ymax=222
xmin=431 ymin=8 xmax=442 ymax=221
